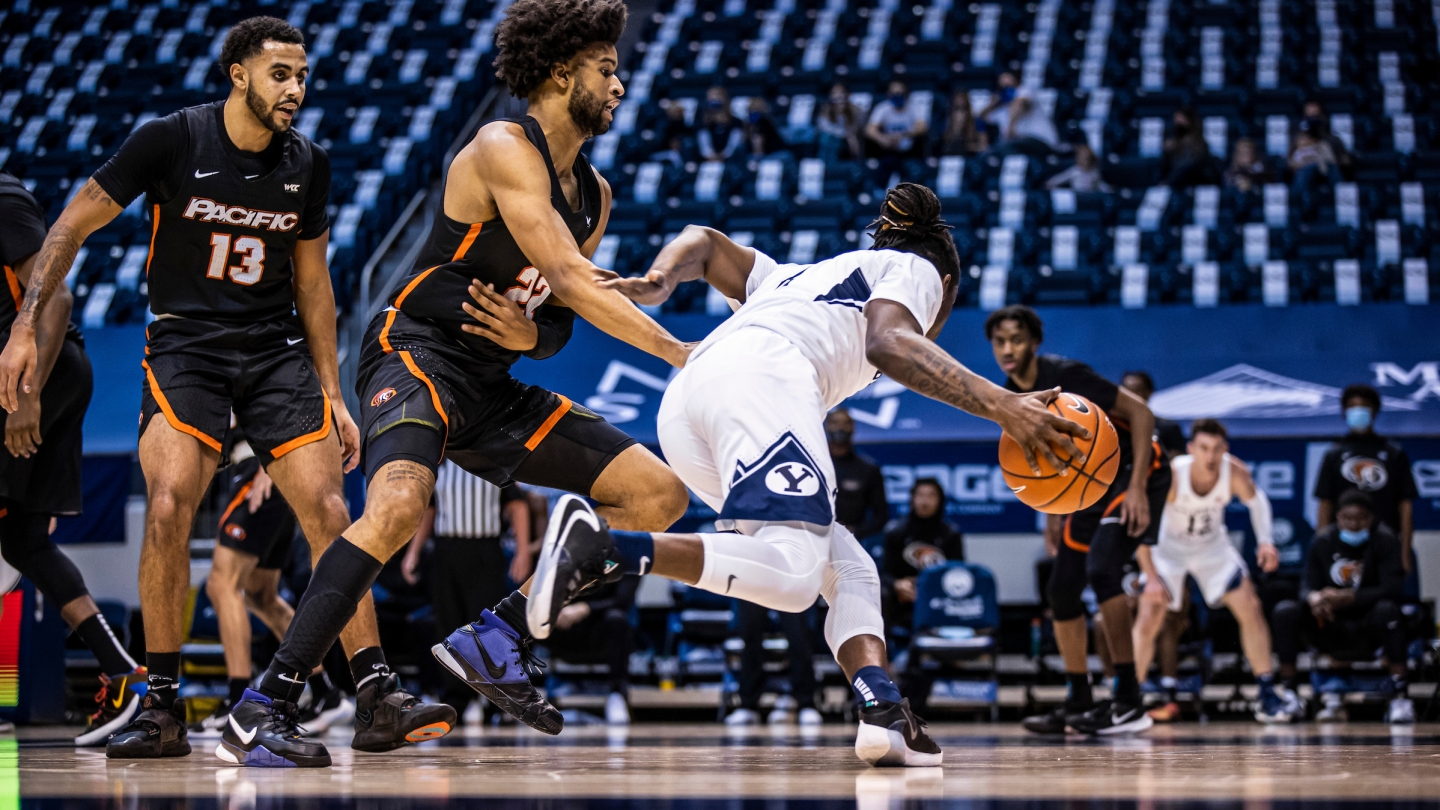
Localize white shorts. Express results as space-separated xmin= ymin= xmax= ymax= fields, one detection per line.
xmin=657 ymin=327 xmax=834 ymax=526
xmin=1151 ymin=537 xmax=1248 ymax=612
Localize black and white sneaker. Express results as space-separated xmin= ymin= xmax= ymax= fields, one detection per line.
xmin=215 ymin=689 xmax=331 ymax=768
xmin=855 ymin=698 xmax=942 ymax=767
xmin=188 ymin=700 xmax=232 ymax=738
xmin=526 ymin=494 xmax=617 ymax=640
xmin=1021 ymin=705 xmax=1087 ymax=735
xmin=1068 ymin=699 xmax=1154 ymax=736
xmin=105 ymin=694 xmax=191 ymax=759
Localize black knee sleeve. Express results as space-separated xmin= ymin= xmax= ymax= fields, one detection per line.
xmin=1086 ymin=525 xmax=1139 ymax=605
xmin=1048 ymin=546 xmax=1088 ymax=622
xmin=363 ymin=423 xmax=444 ymax=481
xmin=0 ymin=510 xmax=89 ymax=605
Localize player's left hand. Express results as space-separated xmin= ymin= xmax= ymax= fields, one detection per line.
xmin=603 ymin=269 xmax=677 ymax=306
xmin=0 ymin=327 xmax=37 ymax=414
xmin=1257 ymin=543 xmax=1280 ymax=573
xmin=462 ymin=282 xmax=539 ymax=351
xmin=4 ymin=392 xmax=41 ymax=458
xmin=247 ymin=466 xmax=274 ymax=513
xmin=1121 ymin=481 xmax=1151 ymax=537
xmin=332 ymin=399 xmax=360 ymax=473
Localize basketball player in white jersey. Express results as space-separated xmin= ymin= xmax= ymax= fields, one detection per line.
xmin=1132 ymin=418 xmax=1305 ymax=723
xmin=522 ymin=184 xmax=1089 ymax=766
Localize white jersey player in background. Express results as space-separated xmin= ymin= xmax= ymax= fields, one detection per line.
xmin=1132 ymin=418 xmax=1305 ymax=723
xmin=521 ymin=184 xmax=1089 ymax=766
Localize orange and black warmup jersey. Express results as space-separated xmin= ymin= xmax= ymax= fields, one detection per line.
xmin=382 ymin=116 xmax=599 ymax=380
xmin=91 ymin=101 xmax=330 ymax=320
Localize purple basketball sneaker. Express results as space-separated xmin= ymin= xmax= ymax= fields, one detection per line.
xmin=431 ymin=610 xmax=562 ymax=735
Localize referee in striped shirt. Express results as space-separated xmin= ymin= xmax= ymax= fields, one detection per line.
xmin=402 ymin=460 xmax=531 ymax=715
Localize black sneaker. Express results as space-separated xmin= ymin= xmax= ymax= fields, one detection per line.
xmin=527 ymin=495 xmax=617 ymax=640
xmin=432 ymin=610 xmax=563 ymax=735
xmin=75 ymin=669 xmax=147 ymax=747
xmin=215 ymin=689 xmax=331 ymax=768
xmin=855 ymin=698 xmax=942 ymax=767
xmin=1068 ymin=699 xmax=1154 ymax=736
xmin=1021 ymin=703 xmax=1092 ymax=735
xmin=105 ymin=693 xmax=192 ymax=759
xmin=350 ymin=671 xmax=456 ymax=752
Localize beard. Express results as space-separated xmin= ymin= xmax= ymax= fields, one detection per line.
xmin=568 ymin=82 xmax=610 ymax=138
xmin=246 ymin=84 xmax=291 ymax=133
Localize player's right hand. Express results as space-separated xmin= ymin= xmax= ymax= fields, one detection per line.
xmin=997 ymin=387 xmax=1090 ymax=475
xmin=4 ymin=393 xmax=41 ymax=458
xmin=0 ymin=327 xmax=37 ymax=414
xmin=247 ymin=467 xmax=274 ymax=514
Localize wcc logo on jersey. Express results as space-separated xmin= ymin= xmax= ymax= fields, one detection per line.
xmin=814 ymin=268 xmax=871 ymax=311
xmin=720 ymin=432 xmax=833 ymax=525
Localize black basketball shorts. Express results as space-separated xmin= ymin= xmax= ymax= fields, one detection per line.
xmin=215 ymin=456 xmax=297 ymax=570
xmin=0 ymin=336 xmax=91 ymax=515
xmin=356 ymin=312 xmax=636 ymax=493
xmin=139 ymin=317 xmax=332 ymax=463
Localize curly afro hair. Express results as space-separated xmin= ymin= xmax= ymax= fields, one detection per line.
xmin=218 ymin=16 xmax=304 ymax=75
xmin=493 ymin=0 xmax=628 ymax=98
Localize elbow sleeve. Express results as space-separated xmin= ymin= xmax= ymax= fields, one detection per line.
xmin=1244 ymin=489 xmax=1274 ymax=546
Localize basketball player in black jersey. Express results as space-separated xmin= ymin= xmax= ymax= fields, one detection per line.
xmin=986 ymin=306 xmax=1170 ymax=736
xmin=0 ymin=172 xmax=146 ymax=746
xmin=227 ymin=0 xmax=693 ymax=767
xmin=0 ymin=19 xmax=452 ymax=760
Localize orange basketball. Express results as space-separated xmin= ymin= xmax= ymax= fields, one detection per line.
xmin=998 ymin=392 xmax=1121 ymax=514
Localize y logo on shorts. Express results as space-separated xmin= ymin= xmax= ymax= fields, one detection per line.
xmin=720 ymin=432 xmax=833 ymax=524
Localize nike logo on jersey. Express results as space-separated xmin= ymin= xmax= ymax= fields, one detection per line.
xmin=245 ymin=175 xmax=259 ymax=179
xmin=195 ymin=170 xmax=219 ymax=179
xmin=286 ymin=337 xmax=305 ymax=345
xmin=183 ymin=198 xmax=299 ymax=231
xmin=228 ymin=714 xmax=257 ymax=745
xmin=725 ymin=574 xmax=738 ymax=593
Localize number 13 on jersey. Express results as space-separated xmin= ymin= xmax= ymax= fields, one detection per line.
xmin=207 ymin=233 xmax=266 ymax=285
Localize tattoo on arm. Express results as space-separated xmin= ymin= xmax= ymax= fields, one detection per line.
xmin=19 ymin=223 xmax=82 ymax=324
xmin=880 ymin=334 xmax=993 ymax=416
xmin=81 ymin=180 xmax=114 ymax=206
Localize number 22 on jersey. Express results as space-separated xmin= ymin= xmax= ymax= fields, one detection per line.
xmin=504 ymin=266 xmax=551 ymax=318
xmin=206 ymin=233 xmax=266 ymax=285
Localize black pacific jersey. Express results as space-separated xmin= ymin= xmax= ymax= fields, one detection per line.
xmin=0 ymin=172 xmax=80 ymax=342
xmin=92 ymin=102 xmax=328 ymax=321
xmin=386 ymin=116 xmax=600 ymax=368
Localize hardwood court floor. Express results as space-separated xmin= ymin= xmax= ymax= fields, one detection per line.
xmin=8 ymin=723 xmax=1440 ymax=806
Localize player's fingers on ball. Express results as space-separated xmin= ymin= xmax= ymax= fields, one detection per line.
xmin=1036 ymin=442 xmax=1069 ymax=476
xmin=1020 ymin=445 xmax=1042 ymax=475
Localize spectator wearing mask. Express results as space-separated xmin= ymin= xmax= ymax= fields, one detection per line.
xmin=401 ymin=462 xmax=531 ymax=721
xmin=1289 ymin=118 xmax=1341 ymax=198
xmin=1045 ymin=142 xmax=1110 ymax=192
xmin=1302 ymin=100 xmax=1353 ymax=180
xmin=1271 ymin=491 xmax=1412 ymax=725
xmin=881 ymin=478 xmax=964 ymax=633
xmin=980 ymin=72 xmax=1059 ymax=155
xmin=652 ymin=101 xmax=692 ymax=166
xmin=743 ymin=97 xmax=785 ymax=158
xmin=1223 ymin=138 xmax=1272 ymax=194
xmin=1162 ymin=108 xmax=1220 ymax=188
xmin=863 ymin=80 xmax=929 ymax=190
xmin=816 ymin=82 xmax=864 ymax=163
xmin=939 ymin=90 xmax=987 ymax=156
xmin=698 ymin=86 xmax=744 ymax=163
xmin=826 ymin=408 xmax=889 ymax=541
xmin=1315 ymin=385 xmax=1418 ymax=578
xmin=544 ymin=576 xmax=641 ymax=725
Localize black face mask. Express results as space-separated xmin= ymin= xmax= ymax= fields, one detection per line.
xmin=827 ymin=430 xmax=853 ymax=446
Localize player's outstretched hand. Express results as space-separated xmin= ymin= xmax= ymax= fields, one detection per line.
xmin=462 ymin=282 xmax=539 ymax=351
xmin=332 ymin=399 xmax=361 ymax=474
xmin=602 ymin=268 xmax=677 ymax=306
xmin=997 ymin=387 xmax=1090 ymax=475
xmin=4 ymin=394 xmax=40 ymax=458
xmin=0 ymin=328 xmax=37 ymax=414
xmin=1257 ymin=543 xmax=1280 ymax=573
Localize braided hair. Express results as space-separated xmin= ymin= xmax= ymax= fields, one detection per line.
xmin=867 ymin=183 xmax=960 ymax=282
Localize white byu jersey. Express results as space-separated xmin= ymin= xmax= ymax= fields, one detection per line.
xmin=689 ymin=248 xmax=945 ymax=409
xmin=1159 ymin=454 xmax=1234 ymax=548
